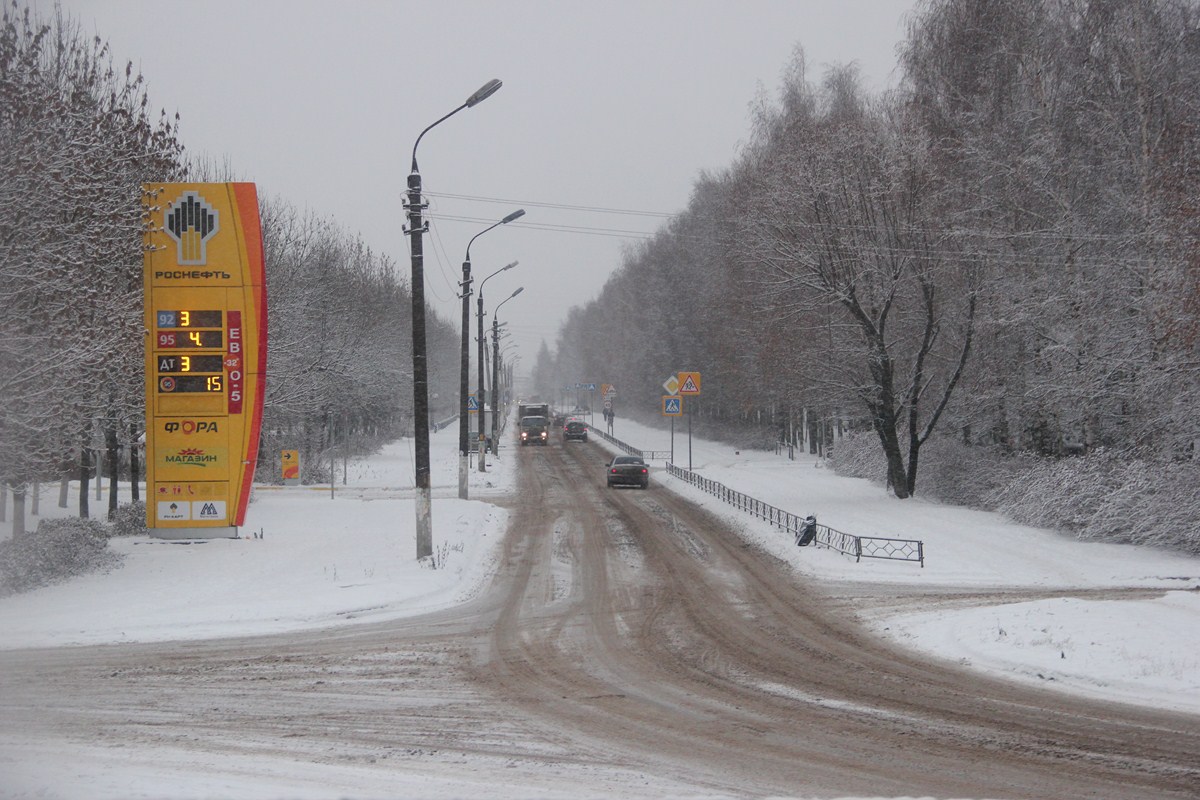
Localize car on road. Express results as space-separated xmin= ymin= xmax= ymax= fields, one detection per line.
xmin=606 ymin=455 xmax=649 ymax=488
xmin=519 ymin=415 xmax=550 ymax=446
xmin=563 ymin=419 xmax=588 ymax=442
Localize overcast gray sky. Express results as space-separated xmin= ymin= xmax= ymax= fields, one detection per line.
xmin=52 ymin=0 xmax=916 ymax=371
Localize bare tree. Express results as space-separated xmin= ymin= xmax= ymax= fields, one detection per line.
xmin=744 ymin=70 xmax=977 ymax=497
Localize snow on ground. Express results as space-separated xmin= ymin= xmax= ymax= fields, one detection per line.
xmin=0 ymin=427 xmax=515 ymax=648
xmin=2 ymin=415 xmax=1198 ymax=717
xmin=596 ymin=417 xmax=1200 ymax=714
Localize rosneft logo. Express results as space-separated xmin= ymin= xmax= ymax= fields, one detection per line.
xmin=164 ymin=191 xmax=219 ymax=265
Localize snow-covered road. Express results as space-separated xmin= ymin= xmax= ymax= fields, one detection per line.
xmin=2 ymin=420 xmax=1198 ymax=798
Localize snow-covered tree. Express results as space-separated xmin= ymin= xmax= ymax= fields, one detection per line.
xmin=0 ymin=2 xmax=184 ymax=533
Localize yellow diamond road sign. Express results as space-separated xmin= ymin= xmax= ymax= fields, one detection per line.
xmin=662 ymin=375 xmax=680 ymax=395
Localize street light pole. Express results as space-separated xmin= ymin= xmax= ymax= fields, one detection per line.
xmin=492 ymin=288 xmax=523 ymax=453
xmin=458 ymin=210 xmax=524 ymax=497
xmin=477 ymin=261 xmax=519 ymax=471
xmin=492 ymin=319 xmax=502 ymax=454
xmin=406 ymin=78 xmax=502 ymax=560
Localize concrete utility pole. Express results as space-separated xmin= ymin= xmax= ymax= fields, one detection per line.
xmin=406 ymin=78 xmax=502 ymax=559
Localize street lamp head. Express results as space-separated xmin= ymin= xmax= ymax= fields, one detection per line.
xmin=412 ymin=78 xmax=504 ymax=172
xmin=467 ymin=210 xmax=526 ymax=262
xmin=503 ymin=260 xmax=518 ymax=271
xmin=466 ymin=79 xmax=503 ymax=107
xmin=511 ymin=286 xmax=525 ymax=298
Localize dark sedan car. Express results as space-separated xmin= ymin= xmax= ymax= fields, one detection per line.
xmin=606 ymin=455 xmax=649 ymax=488
xmin=563 ymin=419 xmax=588 ymax=442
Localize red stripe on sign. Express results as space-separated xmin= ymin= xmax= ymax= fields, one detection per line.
xmin=231 ymin=183 xmax=266 ymax=528
xmin=227 ymin=310 xmax=243 ymax=414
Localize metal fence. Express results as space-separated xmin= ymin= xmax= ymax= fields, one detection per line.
xmin=590 ymin=428 xmax=672 ymax=462
xmin=665 ymin=463 xmax=924 ymax=567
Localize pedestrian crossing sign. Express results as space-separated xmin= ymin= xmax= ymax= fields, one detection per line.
xmin=662 ymin=396 xmax=682 ymax=416
xmin=467 ymin=396 xmax=479 ymax=412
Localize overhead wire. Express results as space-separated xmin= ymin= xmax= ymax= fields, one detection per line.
xmin=426 ymin=188 xmax=1188 ymax=247
xmin=431 ymin=213 xmax=660 ymax=241
xmin=422 ymin=191 xmax=463 ymax=303
xmin=415 ymin=189 xmax=1184 ymax=277
xmin=423 ymin=190 xmax=677 ymax=219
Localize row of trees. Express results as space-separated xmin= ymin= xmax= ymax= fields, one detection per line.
xmin=0 ymin=2 xmax=184 ymax=532
xmin=0 ymin=1 xmax=460 ymax=534
xmin=256 ymin=198 xmax=460 ymax=482
xmin=534 ymin=0 xmax=1199 ymax=504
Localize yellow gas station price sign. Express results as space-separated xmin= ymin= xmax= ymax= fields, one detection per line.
xmin=143 ymin=183 xmax=266 ymax=537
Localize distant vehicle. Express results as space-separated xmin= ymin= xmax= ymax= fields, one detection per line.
xmin=606 ymin=455 xmax=648 ymax=489
xmin=518 ymin=402 xmax=550 ymax=422
xmin=563 ymin=419 xmax=588 ymax=442
xmin=519 ymin=415 xmax=550 ymax=446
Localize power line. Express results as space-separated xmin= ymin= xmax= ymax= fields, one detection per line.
xmin=431 ymin=213 xmax=659 ymax=241
xmin=425 ymin=189 xmax=1188 ymax=245
xmin=425 ymin=190 xmax=677 ymax=219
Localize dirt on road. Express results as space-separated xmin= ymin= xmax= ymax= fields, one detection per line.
xmin=2 ymin=440 xmax=1198 ymax=798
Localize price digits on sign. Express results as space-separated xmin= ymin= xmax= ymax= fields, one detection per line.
xmin=157 ymin=354 xmax=224 ymax=373
xmin=158 ymin=309 xmax=222 ymax=328
xmin=156 ymin=310 xmax=225 ymax=393
xmin=158 ymin=330 xmax=223 ymax=348
xmin=159 ymin=374 xmax=224 ymax=393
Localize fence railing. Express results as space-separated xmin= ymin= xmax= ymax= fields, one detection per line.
xmin=665 ymin=463 xmax=924 ymax=567
xmin=590 ymin=428 xmax=672 ymax=462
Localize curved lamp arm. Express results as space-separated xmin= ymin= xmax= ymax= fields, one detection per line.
xmin=466 ymin=210 xmax=525 ymax=262
xmin=411 ymin=79 xmax=503 ymax=171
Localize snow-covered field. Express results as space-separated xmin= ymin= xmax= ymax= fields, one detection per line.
xmin=1 ymin=416 xmax=1198 ymax=799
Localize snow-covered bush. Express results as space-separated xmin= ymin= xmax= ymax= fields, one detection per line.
xmin=826 ymin=431 xmax=886 ymax=483
xmin=0 ymin=517 xmax=122 ymax=596
xmin=916 ymin=436 xmax=1022 ymax=509
xmin=1084 ymin=460 xmax=1200 ymax=552
xmin=986 ymin=449 xmax=1129 ymax=534
xmin=108 ymin=502 xmax=147 ymax=537
xmin=830 ymin=434 xmax=1200 ymax=556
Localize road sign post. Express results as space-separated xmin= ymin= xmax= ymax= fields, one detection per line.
xmin=677 ymin=372 xmax=701 ymax=471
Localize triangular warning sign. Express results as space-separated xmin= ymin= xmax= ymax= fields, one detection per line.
xmin=678 ymin=372 xmax=701 ymax=394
